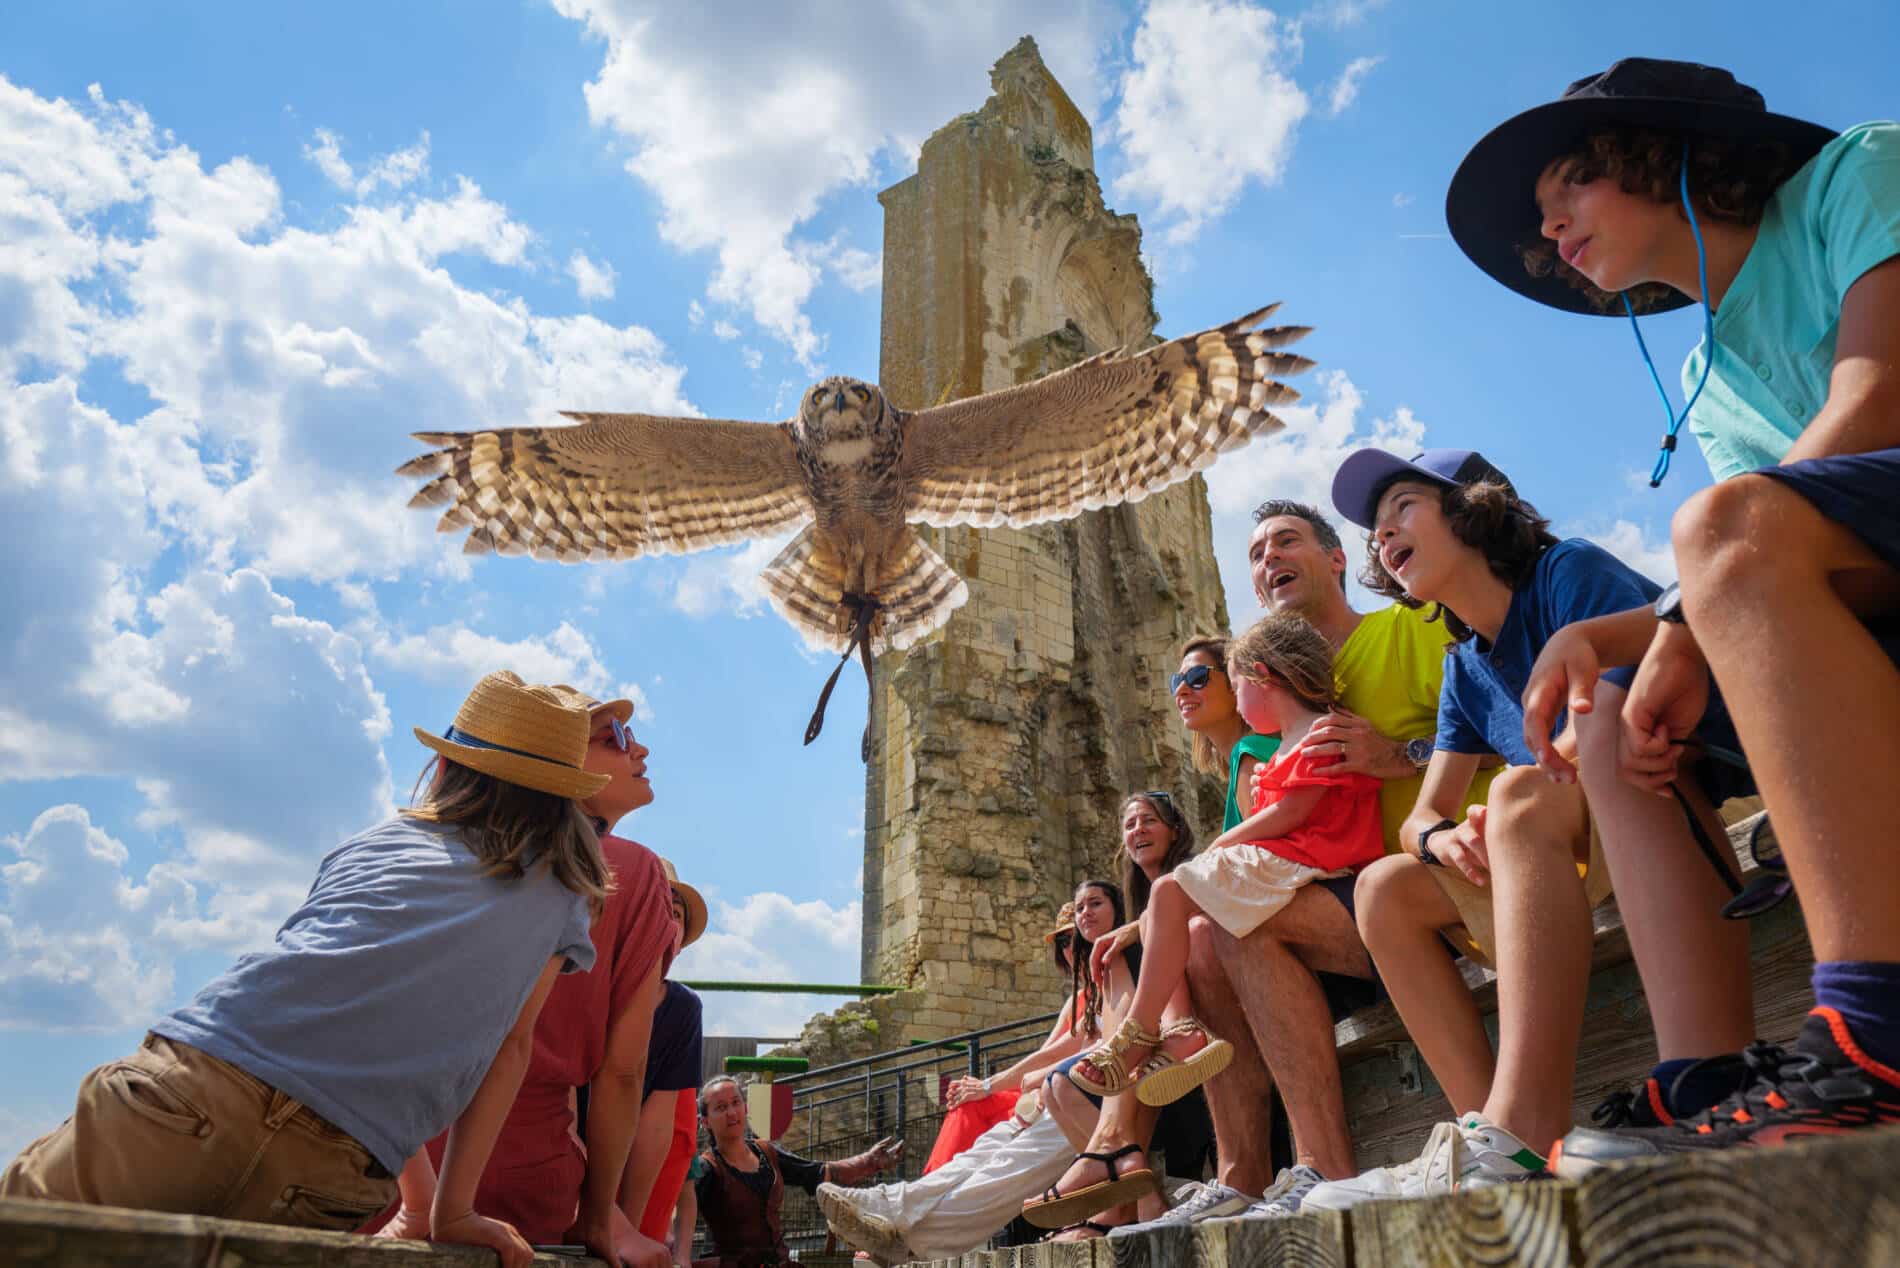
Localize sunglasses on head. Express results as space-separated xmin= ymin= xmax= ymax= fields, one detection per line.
xmin=1169 ymin=664 xmax=1222 ymax=693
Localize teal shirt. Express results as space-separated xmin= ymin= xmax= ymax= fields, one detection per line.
xmin=1224 ymin=732 xmax=1282 ymax=830
xmin=1682 ymin=121 xmax=1900 ymax=480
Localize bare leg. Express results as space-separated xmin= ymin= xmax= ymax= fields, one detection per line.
xmin=1675 ymin=475 xmax=1900 ymax=962
xmin=1215 ymin=888 xmax=1369 ymax=1180
xmin=1575 ymin=677 xmax=1753 ymax=1058
xmin=1479 ymin=767 xmax=1596 ymax=1150
xmin=1354 ymin=853 xmax=1494 ymax=1118
xmin=1184 ymin=916 xmax=1275 ymax=1195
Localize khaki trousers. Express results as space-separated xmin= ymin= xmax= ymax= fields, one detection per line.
xmin=0 ymin=1033 xmax=396 ymax=1231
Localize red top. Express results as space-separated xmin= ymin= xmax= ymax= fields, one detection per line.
xmin=430 ymin=832 xmax=676 ymax=1242
xmin=1244 ymin=737 xmax=1385 ymax=874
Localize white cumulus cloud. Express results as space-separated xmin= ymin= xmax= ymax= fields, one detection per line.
xmin=1327 ymin=55 xmax=1383 ymax=116
xmin=549 ymin=1 xmax=1111 ymax=368
xmin=1111 ymin=0 xmax=1310 ymax=245
xmin=674 ymin=890 xmax=862 ymax=1038
xmin=568 ymin=249 xmax=618 ymax=301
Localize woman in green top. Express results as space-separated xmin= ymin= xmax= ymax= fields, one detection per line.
xmin=1174 ymin=635 xmax=1281 ymax=831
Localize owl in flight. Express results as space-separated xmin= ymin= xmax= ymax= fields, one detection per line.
xmin=398 ymin=303 xmax=1312 ymax=754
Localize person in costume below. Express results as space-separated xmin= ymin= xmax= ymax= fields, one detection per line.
xmin=921 ymin=898 xmax=1099 ymax=1173
xmin=1446 ymin=55 xmax=1900 ymax=1172
xmin=691 ymin=1076 xmax=902 ymax=1268
xmin=0 ymin=672 xmax=612 ymax=1268
xmin=1299 ymin=449 xmax=1741 ymax=1210
xmin=368 ymin=689 xmax=674 ymax=1268
xmin=608 ymin=859 xmax=709 ymax=1251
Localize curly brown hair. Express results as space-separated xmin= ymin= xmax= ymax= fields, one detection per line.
xmin=1360 ymin=480 xmax=1560 ymax=642
xmin=1518 ymin=127 xmax=1799 ymax=314
xmin=1226 ymin=612 xmax=1337 ymax=715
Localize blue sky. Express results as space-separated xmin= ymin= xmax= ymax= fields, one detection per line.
xmin=1 ymin=0 xmax=1893 ymax=1154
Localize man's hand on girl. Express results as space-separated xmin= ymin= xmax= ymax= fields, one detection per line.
xmin=1304 ymin=707 xmax=1413 ymax=779
xmin=1521 ymin=626 xmax=1603 ymax=782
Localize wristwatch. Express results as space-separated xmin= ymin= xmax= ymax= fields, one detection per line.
xmin=1404 ymin=736 xmax=1436 ymax=769
xmin=1654 ymin=581 xmax=1686 ymax=625
xmin=1416 ymin=818 xmax=1456 ymax=867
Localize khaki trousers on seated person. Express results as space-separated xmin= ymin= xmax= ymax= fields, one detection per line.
xmin=0 ymin=1033 xmax=396 ymax=1231
xmin=1428 ymin=808 xmax=1614 ymax=972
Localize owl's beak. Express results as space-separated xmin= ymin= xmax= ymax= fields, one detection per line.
xmin=833 ymin=390 xmax=847 ymax=412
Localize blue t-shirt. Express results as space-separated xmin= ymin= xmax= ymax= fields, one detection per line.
xmin=1682 ymin=121 xmax=1900 ymax=480
xmin=1436 ymin=540 xmax=1660 ymax=767
xmin=156 ymin=816 xmax=596 ymax=1174
xmin=644 ymin=980 xmax=705 ymax=1098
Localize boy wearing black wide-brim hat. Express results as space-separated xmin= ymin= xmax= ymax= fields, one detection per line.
xmin=1449 ymin=58 xmax=1900 ymax=1173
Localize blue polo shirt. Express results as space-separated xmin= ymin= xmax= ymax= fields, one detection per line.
xmin=1435 ymin=539 xmax=1659 ymax=766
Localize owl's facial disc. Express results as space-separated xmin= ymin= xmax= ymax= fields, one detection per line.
xmin=801 ymin=376 xmax=883 ymax=443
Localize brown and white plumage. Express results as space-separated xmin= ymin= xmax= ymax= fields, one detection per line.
xmin=397 ymin=303 xmax=1312 ymax=663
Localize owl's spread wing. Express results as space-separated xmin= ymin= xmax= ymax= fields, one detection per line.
xmin=397 ymin=413 xmax=810 ymax=561
xmin=895 ymin=304 xmax=1313 ymax=529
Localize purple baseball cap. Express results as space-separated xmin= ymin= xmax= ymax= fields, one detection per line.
xmin=1330 ymin=448 xmax=1517 ymax=529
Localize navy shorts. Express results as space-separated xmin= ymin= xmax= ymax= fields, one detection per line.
xmin=1048 ymin=1052 xmax=1101 ymax=1109
xmin=1755 ymin=447 xmax=1900 ymax=665
xmin=1313 ymin=873 xmax=1385 ymax=1018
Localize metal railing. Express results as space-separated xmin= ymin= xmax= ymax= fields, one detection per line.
xmin=769 ymin=1009 xmax=1063 ymax=1256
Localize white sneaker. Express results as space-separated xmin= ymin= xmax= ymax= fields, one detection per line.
xmin=1240 ymin=1164 xmax=1324 ymax=1218
xmin=1106 ymin=1180 xmax=1255 ymax=1235
xmin=1299 ymin=1114 xmax=1545 ymax=1211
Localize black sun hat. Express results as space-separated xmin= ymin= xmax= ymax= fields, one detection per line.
xmin=1446 ymin=58 xmax=1836 ymax=316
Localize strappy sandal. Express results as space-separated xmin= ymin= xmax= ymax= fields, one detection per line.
xmin=1020 ymin=1142 xmax=1157 ymax=1229
xmin=1065 ymin=1015 xmax=1163 ymax=1097
xmin=1043 ymin=1219 xmax=1117 ymax=1242
xmin=1134 ymin=1017 xmax=1234 ymax=1107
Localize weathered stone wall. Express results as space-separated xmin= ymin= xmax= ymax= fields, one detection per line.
xmin=858 ymin=38 xmax=1231 ymax=1043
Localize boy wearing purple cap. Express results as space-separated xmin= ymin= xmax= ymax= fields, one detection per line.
xmin=1299 ymin=449 xmax=1744 ymax=1208
xmin=1447 ymin=58 xmax=1900 ymax=1171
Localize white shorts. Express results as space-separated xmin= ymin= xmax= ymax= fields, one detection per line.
xmin=1172 ymin=843 xmax=1340 ymax=938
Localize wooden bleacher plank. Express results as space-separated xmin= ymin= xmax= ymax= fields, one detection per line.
xmin=1349 ymin=1182 xmax=1574 ymax=1268
xmin=1571 ymin=1128 xmax=1900 ymax=1267
xmin=0 ymin=1197 xmax=608 ymax=1267
xmin=1205 ymin=1206 xmax=1349 ymax=1267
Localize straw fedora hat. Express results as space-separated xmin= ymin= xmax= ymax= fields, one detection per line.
xmin=659 ymin=857 xmax=708 ymax=948
xmin=549 ymin=684 xmax=635 ymax=731
xmin=414 ymin=671 xmax=610 ymax=800
xmin=1043 ymin=900 xmax=1077 ymax=945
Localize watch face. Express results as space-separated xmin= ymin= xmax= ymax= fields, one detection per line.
xmin=1406 ymin=737 xmax=1434 ymax=766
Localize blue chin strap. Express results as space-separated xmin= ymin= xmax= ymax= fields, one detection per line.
xmin=1619 ymin=143 xmax=1717 ymax=487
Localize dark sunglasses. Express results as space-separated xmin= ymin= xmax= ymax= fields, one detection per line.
xmin=1168 ymin=664 xmax=1223 ymax=693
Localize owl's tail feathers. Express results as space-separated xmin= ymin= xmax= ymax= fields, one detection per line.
xmin=759 ymin=526 xmax=969 ymax=656
xmin=873 ymin=529 xmax=970 ymax=654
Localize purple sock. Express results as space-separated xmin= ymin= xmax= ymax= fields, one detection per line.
xmin=1811 ymin=960 xmax=1900 ymax=1071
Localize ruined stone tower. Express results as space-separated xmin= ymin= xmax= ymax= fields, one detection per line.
xmin=861 ymin=38 xmax=1231 ymax=1037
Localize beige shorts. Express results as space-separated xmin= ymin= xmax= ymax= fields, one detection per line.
xmin=1172 ymin=843 xmax=1342 ymax=939
xmin=0 ymin=1033 xmax=396 ymax=1230
xmin=1427 ymin=811 xmax=1613 ymax=970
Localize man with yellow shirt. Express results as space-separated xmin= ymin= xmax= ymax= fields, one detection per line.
xmin=1166 ymin=500 xmax=1496 ymax=1225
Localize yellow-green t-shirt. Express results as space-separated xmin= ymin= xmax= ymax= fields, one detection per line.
xmin=1332 ymin=604 xmax=1499 ymax=852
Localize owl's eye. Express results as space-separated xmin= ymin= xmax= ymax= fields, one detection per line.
xmin=853 ymin=386 xmax=871 ymax=402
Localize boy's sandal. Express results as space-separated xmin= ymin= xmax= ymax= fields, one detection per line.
xmin=1134 ymin=1017 xmax=1235 ymax=1107
xmin=1064 ymin=1015 xmax=1163 ymax=1097
xmin=1042 ymin=1219 xmax=1117 ymax=1242
xmin=1020 ymin=1143 xmax=1157 ymax=1229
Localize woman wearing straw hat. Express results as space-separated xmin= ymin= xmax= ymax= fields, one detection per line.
xmin=0 ymin=671 xmax=614 ymax=1268
xmin=370 ymin=686 xmax=677 ymax=1267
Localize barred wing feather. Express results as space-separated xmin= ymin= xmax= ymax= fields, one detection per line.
xmin=896 ymin=304 xmax=1312 ymax=529
xmin=396 ymin=413 xmax=809 ymax=561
